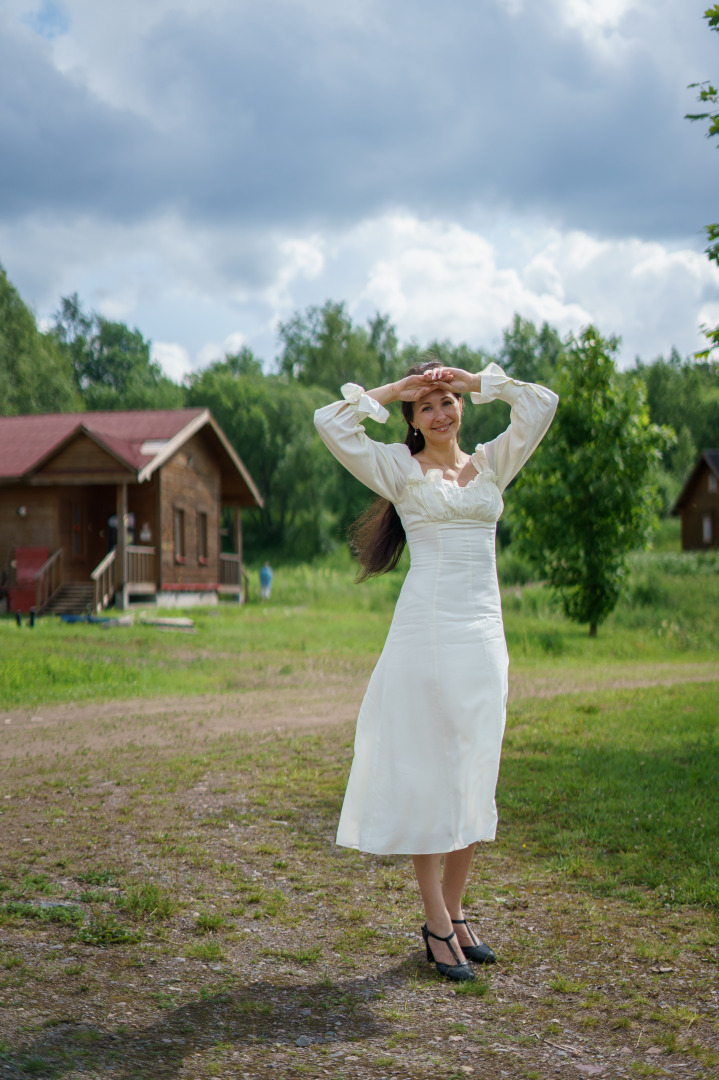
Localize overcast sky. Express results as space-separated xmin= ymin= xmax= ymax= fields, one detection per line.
xmin=1 ymin=0 xmax=717 ymax=378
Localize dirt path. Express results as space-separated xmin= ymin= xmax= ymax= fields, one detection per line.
xmin=2 ymin=660 xmax=717 ymax=762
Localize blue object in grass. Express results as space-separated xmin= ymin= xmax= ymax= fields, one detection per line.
xmin=60 ymin=614 xmax=112 ymax=624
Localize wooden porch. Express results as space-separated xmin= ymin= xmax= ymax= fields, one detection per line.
xmin=26 ymin=546 xmax=247 ymax=614
xmin=30 ymin=544 xmax=159 ymax=615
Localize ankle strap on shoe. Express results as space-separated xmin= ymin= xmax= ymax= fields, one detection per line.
xmin=451 ymin=917 xmax=479 ymax=947
xmin=425 ymin=927 xmax=456 ymax=944
xmin=424 ymin=927 xmax=462 ymax=965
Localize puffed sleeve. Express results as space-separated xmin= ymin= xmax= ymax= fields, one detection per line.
xmin=314 ymin=383 xmax=412 ymax=502
xmin=472 ymin=362 xmax=558 ymax=492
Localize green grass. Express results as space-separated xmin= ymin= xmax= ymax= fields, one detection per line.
xmin=501 ymin=682 xmax=718 ymax=906
xmin=119 ymin=883 xmax=178 ymax=920
xmin=76 ymin=913 xmax=142 ymax=947
xmin=187 ymin=941 xmax=226 ymax=962
xmin=2 ymin=902 xmax=83 ymax=927
xmin=1 ymin=544 xmax=718 ymax=709
xmin=195 ymin=911 xmax=226 ymax=934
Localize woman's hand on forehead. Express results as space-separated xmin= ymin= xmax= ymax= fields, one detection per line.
xmin=397 ymin=373 xmax=455 ymax=402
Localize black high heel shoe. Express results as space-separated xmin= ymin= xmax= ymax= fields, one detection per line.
xmin=451 ymin=918 xmax=496 ymax=964
xmin=421 ymin=924 xmax=475 ymax=982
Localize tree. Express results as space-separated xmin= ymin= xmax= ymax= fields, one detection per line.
xmin=53 ymin=294 xmax=185 ymax=410
xmin=0 ymin=267 xmax=81 ymax=415
xmin=186 ymin=354 xmax=335 ymax=558
xmin=686 ymin=4 xmax=719 ymax=357
xmin=497 ymin=314 xmax=565 ymax=385
xmin=512 ymin=327 xmax=673 ymax=636
xmin=278 ymin=300 xmax=395 ymax=392
xmin=633 ymin=348 xmax=719 ymax=488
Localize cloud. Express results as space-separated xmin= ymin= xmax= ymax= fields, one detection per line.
xmin=344 ymin=215 xmax=719 ymax=362
xmin=1 ymin=0 xmax=716 ymax=379
xmin=356 ymin=217 xmax=591 ymax=347
xmin=195 ymin=331 xmax=249 ymax=370
xmin=19 ymin=207 xmax=710 ymax=373
xmin=151 ymin=341 xmax=192 ymax=382
xmin=1 ymin=0 xmax=715 ymax=239
xmin=560 ymin=0 xmax=641 ymax=34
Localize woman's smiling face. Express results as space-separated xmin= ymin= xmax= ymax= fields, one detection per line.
xmin=412 ymin=388 xmax=463 ymax=444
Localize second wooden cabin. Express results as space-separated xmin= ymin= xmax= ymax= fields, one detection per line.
xmin=671 ymin=450 xmax=719 ymax=551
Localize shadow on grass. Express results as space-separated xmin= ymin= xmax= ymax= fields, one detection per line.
xmin=0 ymin=972 xmax=401 ymax=1079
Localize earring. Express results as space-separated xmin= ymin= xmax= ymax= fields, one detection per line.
xmin=414 ymin=428 xmax=418 ymax=437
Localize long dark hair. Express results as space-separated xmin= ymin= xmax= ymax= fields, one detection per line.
xmin=349 ymin=357 xmax=458 ymax=581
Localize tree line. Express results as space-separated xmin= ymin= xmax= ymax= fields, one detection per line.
xmin=1 ymin=265 xmax=718 ymax=632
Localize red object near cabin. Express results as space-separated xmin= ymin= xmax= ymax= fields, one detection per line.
xmin=9 ymin=545 xmax=48 ymax=613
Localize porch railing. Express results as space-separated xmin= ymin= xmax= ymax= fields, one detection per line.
xmin=91 ymin=546 xmax=157 ymax=612
xmin=34 ymin=548 xmax=64 ymax=612
xmin=219 ymin=553 xmax=248 ymax=600
xmin=91 ymin=549 xmax=116 ymax=613
xmin=126 ymin=545 xmax=155 ymax=585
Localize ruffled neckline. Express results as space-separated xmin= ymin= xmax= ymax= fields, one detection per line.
xmin=408 ymin=449 xmax=498 ymax=489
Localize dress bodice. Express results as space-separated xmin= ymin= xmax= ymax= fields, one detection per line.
xmin=399 ymin=457 xmax=504 ymax=527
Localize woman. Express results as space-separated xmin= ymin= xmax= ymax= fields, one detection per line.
xmin=314 ymin=359 xmax=558 ymax=981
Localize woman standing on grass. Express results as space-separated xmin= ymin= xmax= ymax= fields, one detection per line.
xmin=314 ymin=359 xmax=557 ymax=982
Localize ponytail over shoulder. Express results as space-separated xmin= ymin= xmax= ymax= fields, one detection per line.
xmin=349 ymin=356 xmax=453 ymax=581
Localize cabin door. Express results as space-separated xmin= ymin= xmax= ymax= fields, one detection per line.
xmin=69 ymin=498 xmax=88 ymax=565
xmin=64 ymin=488 xmax=112 ymax=576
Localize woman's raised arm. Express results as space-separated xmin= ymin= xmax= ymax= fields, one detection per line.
xmin=314 ymin=384 xmax=411 ymax=502
xmin=471 ymin=363 xmax=558 ymax=491
xmin=314 ymin=370 xmax=456 ymax=500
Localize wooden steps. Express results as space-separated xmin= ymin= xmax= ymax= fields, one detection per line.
xmin=42 ymin=583 xmax=95 ymax=616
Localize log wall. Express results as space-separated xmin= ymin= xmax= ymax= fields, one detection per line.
xmin=0 ymin=487 xmax=59 ymax=579
xmin=159 ymin=434 xmax=221 ymax=586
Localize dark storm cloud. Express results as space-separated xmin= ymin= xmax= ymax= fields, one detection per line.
xmin=0 ymin=0 xmax=715 ymax=242
xmin=0 ymin=19 xmax=168 ymax=219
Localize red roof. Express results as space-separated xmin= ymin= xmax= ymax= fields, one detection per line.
xmin=0 ymin=409 xmax=206 ymax=479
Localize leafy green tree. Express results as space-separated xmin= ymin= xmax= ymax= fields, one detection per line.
xmin=512 ymin=327 xmax=673 ymax=636
xmin=686 ymin=3 xmax=719 ymax=357
xmin=497 ymin=314 xmax=565 ymax=385
xmin=368 ymin=312 xmax=402 ymax=384
xmin=53 ymin=294 xmax=184 ymax=410
xmin=187 ymin=354 xmax=336 ymax=558
xmin=279 ymin=300 xmax=396 ymax=392
xmin=0 ymin=267 xmax=81 ymax=415
xmin=633 ymin=349 xmax=719 ymax=492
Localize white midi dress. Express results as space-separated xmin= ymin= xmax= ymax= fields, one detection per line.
xmin=314 ymin=364 xmax=558 ymax=856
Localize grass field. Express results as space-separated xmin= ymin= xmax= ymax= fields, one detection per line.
xmin=0 ymin=546 xmax=717 ymax=1079
xmin=2 ymin=545 xmax=719 ymax=711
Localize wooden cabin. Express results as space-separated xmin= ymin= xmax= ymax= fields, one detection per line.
xmin=671 ymin=450 xmax=719 ymax=551
xmin=0 ymin=409 xmax=262 ymax=614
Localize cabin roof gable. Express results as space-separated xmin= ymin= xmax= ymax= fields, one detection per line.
xmin=0 ymin=409 xmax=206 ymax=480
xmin=671 ymin=450 xmax=719 ymax=514
xmin=0 ymin=408 xmax=262 ymax=507
xmin=141 ymin=413 xmax=263 ymax=507
xmin=28 ymin=425 xmax=137 ymax=480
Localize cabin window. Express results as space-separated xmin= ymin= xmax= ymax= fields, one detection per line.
xmin=197 ymin=511 xmax=209 ymax=564
xmin=702 ymin=513 xmax=713 ymax=545
xmin=709 ymin=473 xmax=718 ymax=494
xmin=174 ymin=508 xmax=186 ymax=562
